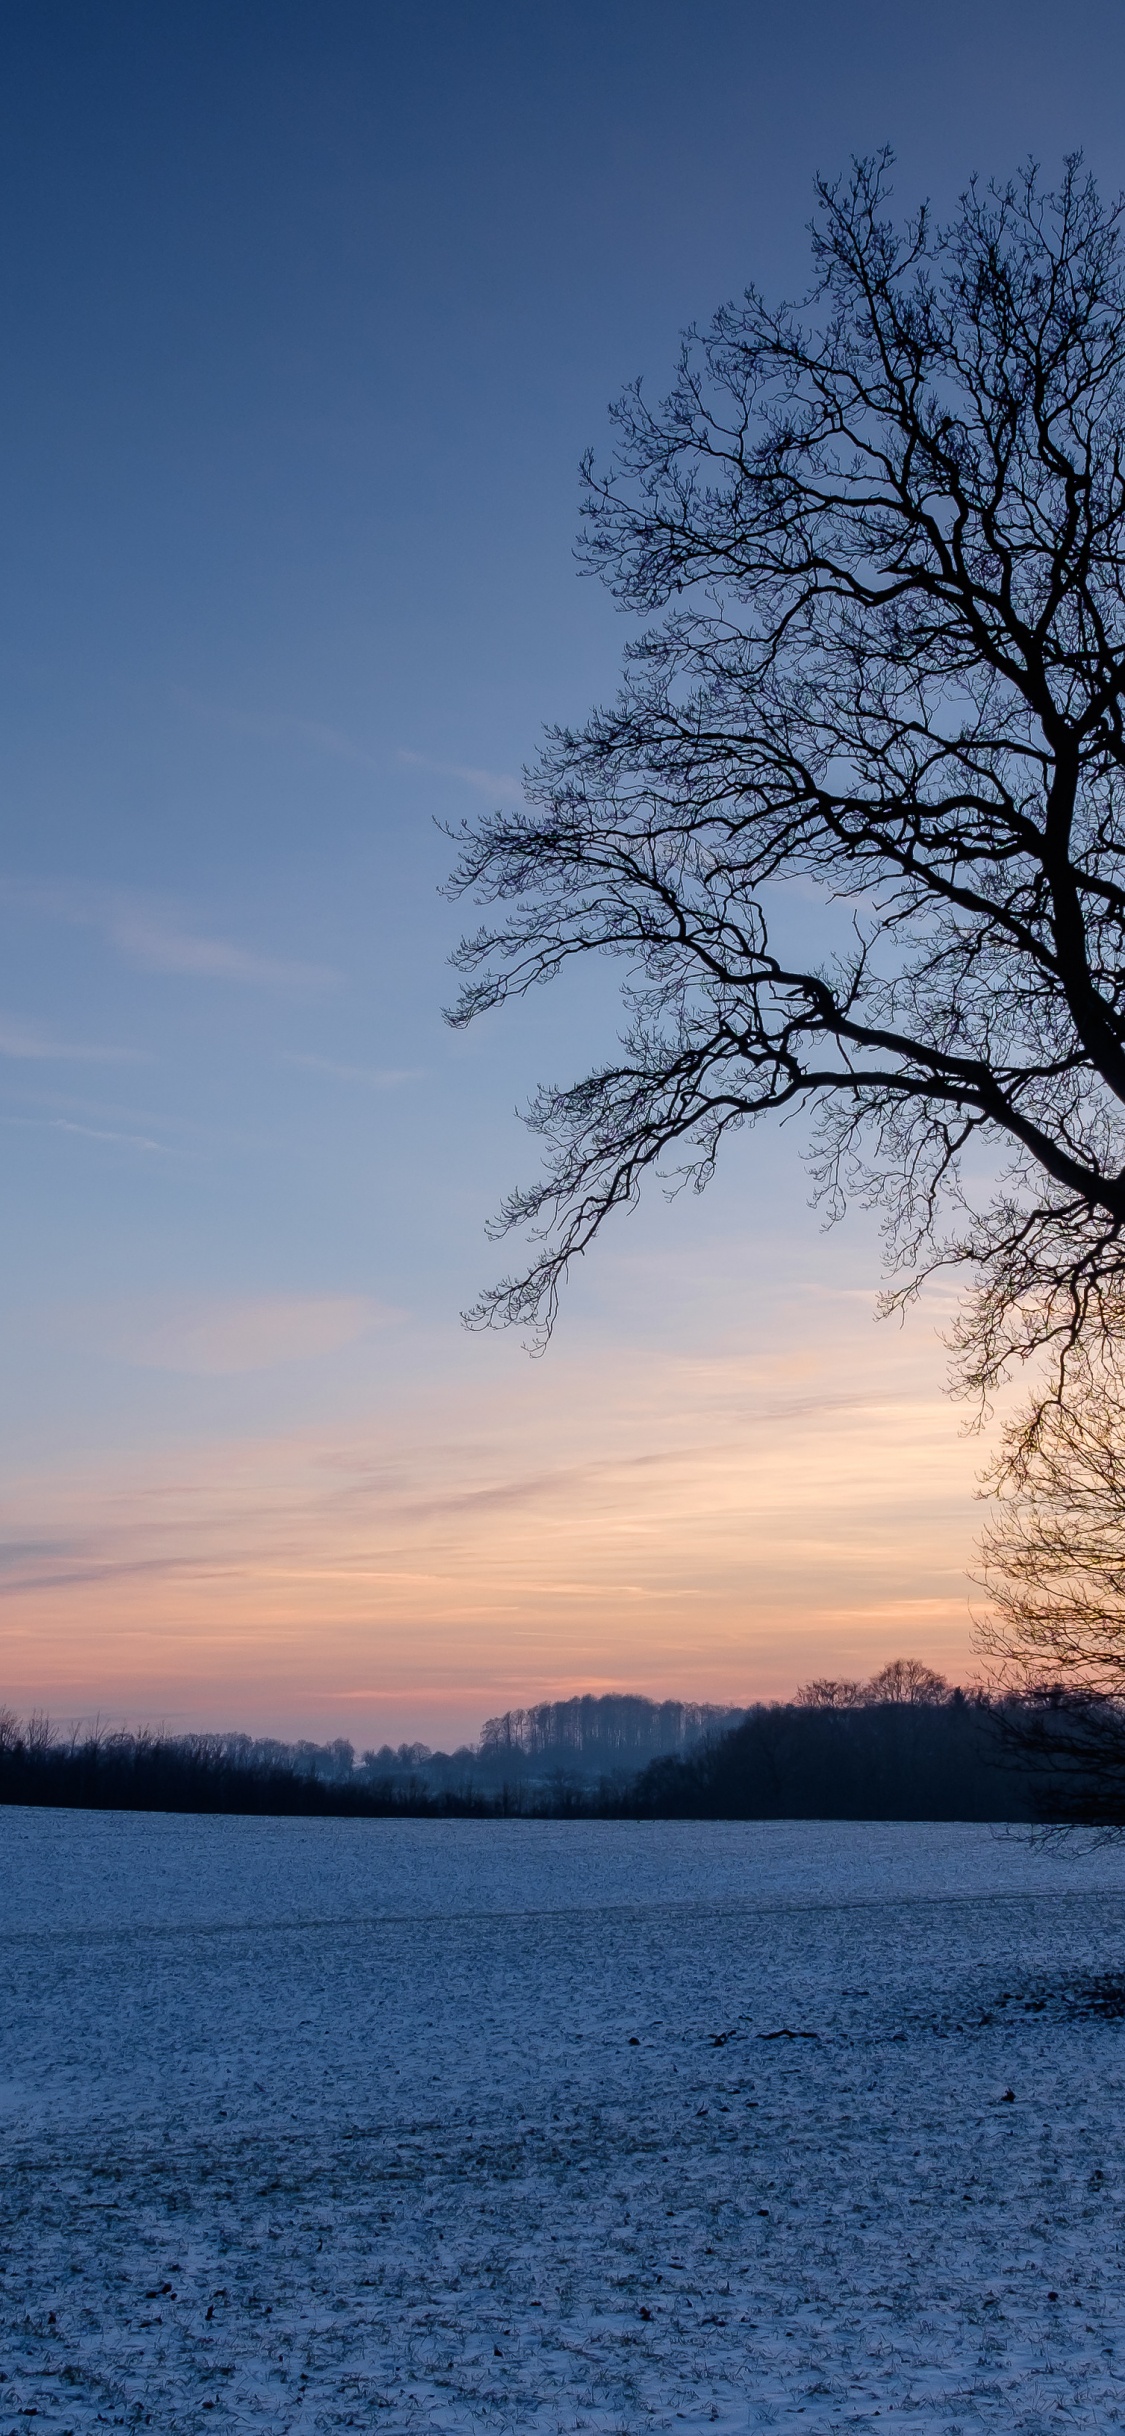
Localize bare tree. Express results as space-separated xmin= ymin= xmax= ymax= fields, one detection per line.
xmin=979 ymin=1347 xmax=1125 ymax=1692
xmin=975 ymin=1352 xmax=1125 ymax=1821
xmin=796 ymin=1659 xmax=950 ymax=1705
xmin=796 ymin=1678 xmax=869 ymax=1709
xmin=867 ymin=1658 xmax=951 ymax=1704
xmin=449 ymin=155 xmax=1125 ymax=1408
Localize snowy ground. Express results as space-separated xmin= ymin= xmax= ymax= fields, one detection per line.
xmin=3 ymin=1815 xmax=1125 ymax=2432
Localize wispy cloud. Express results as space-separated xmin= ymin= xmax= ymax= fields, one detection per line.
xmin=0 ymin=879 xmax=337 ymax=993
xmin=284 ymin=1053 xmax=425 ymax=1088
xmin=264 ymin=716 xmax=383 ymax=774
xmin=179 ymin=696 xmax=526 ymax=804
xmin=48 ymin=1118 xmax=166 ymax=1153
xmin=2 ymin=1113 xmax=167 ymax=1153
xmin=0 ymin=1297 xmax=984 ymax=1736
xmin=179 ymin=695 xmax=386 ymax=777
xmin=110 ymin=911 xmax=333 ymax=989
xmin=397 ymin=749 xmax=524 ymax=804
xmin=0 ymin=1016 xmax=144 ymax=1065
xmin=90 ymin=1293 xmax=395 ymax=1375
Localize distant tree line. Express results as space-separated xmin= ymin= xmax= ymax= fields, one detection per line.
xmin=0 ymin=1712 xmax=490 ymax=1818
xmin=628 ymin=1675 xmax=1037 ymax=1823
xmin=163 ymin=1695 xmax=747 ymax=1799
xmin=0 ymin=1696 xmax=737 ymax=1816
xmin=477 ymin=1695 xmax=744 ymax=1772
xmin=2 ymin=1673 xmax=1119 ymax=1822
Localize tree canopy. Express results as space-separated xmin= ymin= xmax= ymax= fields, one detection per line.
xmin=450 ymin=155 xmax=1125 ymax=1403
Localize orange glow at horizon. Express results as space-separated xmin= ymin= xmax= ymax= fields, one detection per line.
xmin=0 ymin=1274 xmax=993 ymax=1748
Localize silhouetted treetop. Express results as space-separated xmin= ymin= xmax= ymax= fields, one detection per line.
xmin=450 ymin=155 xmax=1125 ymax=1404
xmin=797 ymin=1658 xmax=950 ymax=1707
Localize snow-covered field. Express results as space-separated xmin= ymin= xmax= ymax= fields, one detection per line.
xmin=3 ymin=1814 xmax=1125 ymax=2433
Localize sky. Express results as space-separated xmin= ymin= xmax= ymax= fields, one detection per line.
xmin=2 ymin=0 xmax=1123 ymax=1745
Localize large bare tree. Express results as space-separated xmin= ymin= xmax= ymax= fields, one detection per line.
xmin=979 ymin=1343 xmax=1125 ymax=1693
xmin=450 ymin=155 xmax=1125 ymax=1401
xmin=975 ymin=1347 xmax=1125 ymax=1820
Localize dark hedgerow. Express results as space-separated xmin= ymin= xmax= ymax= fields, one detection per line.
xmin=0 ymin=1690 xmax=1096 ymax=1822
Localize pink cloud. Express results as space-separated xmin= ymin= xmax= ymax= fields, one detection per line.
xmin=0 ymin=1282 xmax=987 ymax=1744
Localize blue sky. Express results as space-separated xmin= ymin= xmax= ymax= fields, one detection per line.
xmin=2 ymin=0 xmax=1123 ymax=1739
